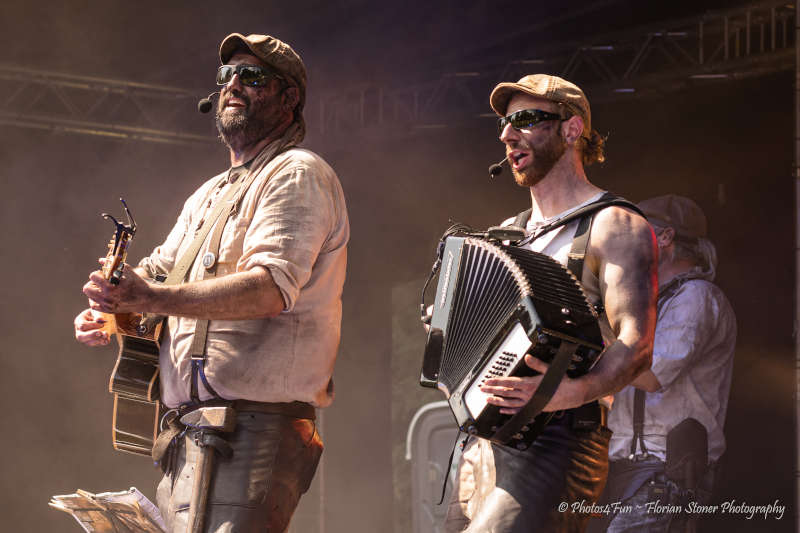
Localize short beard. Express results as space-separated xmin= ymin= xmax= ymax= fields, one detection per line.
xmin=512 ymin=128 xmax=567 ymax=187
xmin=215 ymin=89 xmax=282 ymax=152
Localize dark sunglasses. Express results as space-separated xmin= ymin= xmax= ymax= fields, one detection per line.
xmin=498 ymin=108 xmax=565 ymax=134
xmin=216 ymin=64 xmax=284 ymax=87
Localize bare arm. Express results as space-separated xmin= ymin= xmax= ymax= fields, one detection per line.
xmin=575 ymin=206 xmax=658 ymax=402
xmin=630 ymin=369 xmax=661 ymax=392
xmin=83 ymin=262 xmax=285 ymax=320
xmin=483 ymin=206 xmax=657 ymax=412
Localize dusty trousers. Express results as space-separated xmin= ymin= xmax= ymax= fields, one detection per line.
xmin=156 ymin=410 xmax=322 ymax=533
xmin=445 ymin=410 xmax=611 ymax=533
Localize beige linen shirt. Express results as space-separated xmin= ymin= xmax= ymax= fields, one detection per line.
xmin=139 ymin=144 xmax=349 ymax=408
xmin=608 ymin=277 xmax=736 ymax=462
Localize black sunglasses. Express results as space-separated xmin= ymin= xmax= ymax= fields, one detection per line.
xmin=216 ymin=64 xmax=284 ymax=87
xmin=498 ymin=108 xmax=565 ymax=134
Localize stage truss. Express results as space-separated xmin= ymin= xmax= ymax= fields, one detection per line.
xmin=0 ymin=1 xmax=793 ymax=145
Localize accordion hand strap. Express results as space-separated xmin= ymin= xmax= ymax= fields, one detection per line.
xmin=492 ymin=340 xmax=578 ymax=444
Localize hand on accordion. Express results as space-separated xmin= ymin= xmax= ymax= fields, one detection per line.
xmin=481 ymin=354 xmax=587 ymax=413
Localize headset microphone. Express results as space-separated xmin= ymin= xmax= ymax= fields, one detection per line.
xmin=488 ymin=156 xmax=509 ymax=178
xmin=197 ymin=92 xmax=220 ymax=113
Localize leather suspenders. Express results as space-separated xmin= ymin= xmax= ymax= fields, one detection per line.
xmin=626 ymin=276 xmax=695 ymax=459
xmin=630 ymin=388 xmax=650 ymax=458
xmin=166 ymin=144 xmax=291 ymax=404
xmin=161 ymin=165 xmax=252 ymax=403
xmin=187 ymin=165 xmax=250 ymax=403
xmin=511 ymin=192 xmax=644 ymax=282
xmin=514 ymin=192 xmax=649 ymax=456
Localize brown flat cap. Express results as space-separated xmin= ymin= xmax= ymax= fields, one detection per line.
xmin=637 ymin=194 xmax=708 ymax=240
xmin=490 ymin=74 xmax=591 ymax=137
xmin=219 ymin=33 xmax=307 ymax=139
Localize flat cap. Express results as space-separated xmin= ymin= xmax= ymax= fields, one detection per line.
xmin=637 ymin=194 xmax=708 ymax=240
xmin=490 ymin=74 xmax=591 ymax=137
xmin=219 ymin=33 xmax=307 ymax=141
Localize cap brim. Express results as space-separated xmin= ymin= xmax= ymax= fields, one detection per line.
xmin=490 ymin=82 xmax=547 ymax=116
xmin=219 ymin=33 xmax=250 ymax=64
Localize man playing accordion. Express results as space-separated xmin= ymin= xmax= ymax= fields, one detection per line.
xmin=443 ymin=74 xmax=657 ymax=533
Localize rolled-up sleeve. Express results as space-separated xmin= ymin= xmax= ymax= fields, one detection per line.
xmin=237 ymin=165 xmax=335 ymax=311
xmin=650 ymin=282 xmax=728 ymax=390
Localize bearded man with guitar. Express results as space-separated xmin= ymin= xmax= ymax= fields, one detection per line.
xmin=73 ymin=33 xmax=349 ymax=533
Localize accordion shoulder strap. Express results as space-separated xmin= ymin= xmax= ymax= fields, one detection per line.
xmin=565 ymin=192 xmax=645 ymax=283
xmin=566 ymin=214 xmax=594 ymax=280
xmin=512 ymin=192 xmax=644 ymax=237
xmin=514 ymin=192 xmax=646 ymax=281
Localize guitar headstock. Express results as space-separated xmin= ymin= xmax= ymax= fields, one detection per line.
xmin=101 ymin=198 xmax=137 ymax=285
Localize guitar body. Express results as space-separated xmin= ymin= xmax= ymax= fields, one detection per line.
xmin=104 ymin=311 xmax=164 ymax=456
xmin=96 ymin=201 xmax=167 ymax=457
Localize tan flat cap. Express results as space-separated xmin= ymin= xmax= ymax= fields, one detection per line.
xmin=490 ymin=74 xmax=591 ymax=137
xmin=219 ymin=33 xmax=307 ymax=141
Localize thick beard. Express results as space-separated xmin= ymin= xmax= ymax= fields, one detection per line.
xmin=215 ymin=90 xmax=282 ymax=151
xmin=511 ymin=129 xmax=567 ymax=187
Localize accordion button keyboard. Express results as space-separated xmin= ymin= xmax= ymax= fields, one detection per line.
xmin=464 ymin=321 xmax=533 ymax=419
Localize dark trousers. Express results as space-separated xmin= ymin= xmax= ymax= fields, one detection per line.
xmin=446 ymin=411 xmax=612 ymax=533
xmin=156 ymin=411 xmax=322 ymax=533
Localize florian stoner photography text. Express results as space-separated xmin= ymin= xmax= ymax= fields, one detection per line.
xmin=558 ymin=499 xmax=786 ymax=520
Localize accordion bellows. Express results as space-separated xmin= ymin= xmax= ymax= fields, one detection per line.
xmin=421 ymin=236 xmax=604 ymax=447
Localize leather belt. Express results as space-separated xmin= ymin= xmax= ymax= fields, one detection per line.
xmin=232 ymin=400 xmax=316 ymax=420
xmin=553 ymin=401 xmax=607 ymax=431
xmin=153 ymin=399 xmax=315 ymax=469
xmin=176 ymin=399 xmax=316 ymax=420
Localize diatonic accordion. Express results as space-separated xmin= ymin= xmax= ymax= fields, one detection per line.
xmin=421 ymin=235 xmax=604 ymax=448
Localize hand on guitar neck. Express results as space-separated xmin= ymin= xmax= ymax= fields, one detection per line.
xmin=74 ymin=200 xmax=163 ymax=456
xmin=74 ymin=200 xmax=161 ymax=347
xmin=75 ymin=260 xmax=163 ymax=345
xmin=85 ymin=258 xmax=157 ymax=315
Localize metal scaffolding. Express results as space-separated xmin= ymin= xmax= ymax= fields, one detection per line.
xmin=0 ymin=64 xmax=213 ymax=145
xmin=0 ymin=0 xmax=794 ymax=145
xmin=314 ymin=0 xmax=795 ymax=135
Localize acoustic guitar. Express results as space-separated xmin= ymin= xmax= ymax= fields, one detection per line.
xmin=98 ymin=199 xmax=164 ymax=457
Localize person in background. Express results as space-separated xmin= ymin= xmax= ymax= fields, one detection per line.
xmin=591 ymin=194 xmax=736 ymax=532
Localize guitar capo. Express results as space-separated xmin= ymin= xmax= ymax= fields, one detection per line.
xmin=101 ymin=198 xmax=137 ymax=284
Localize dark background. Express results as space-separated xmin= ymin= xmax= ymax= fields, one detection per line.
xmin=0 ymin=1 xmax=793 ymax=532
